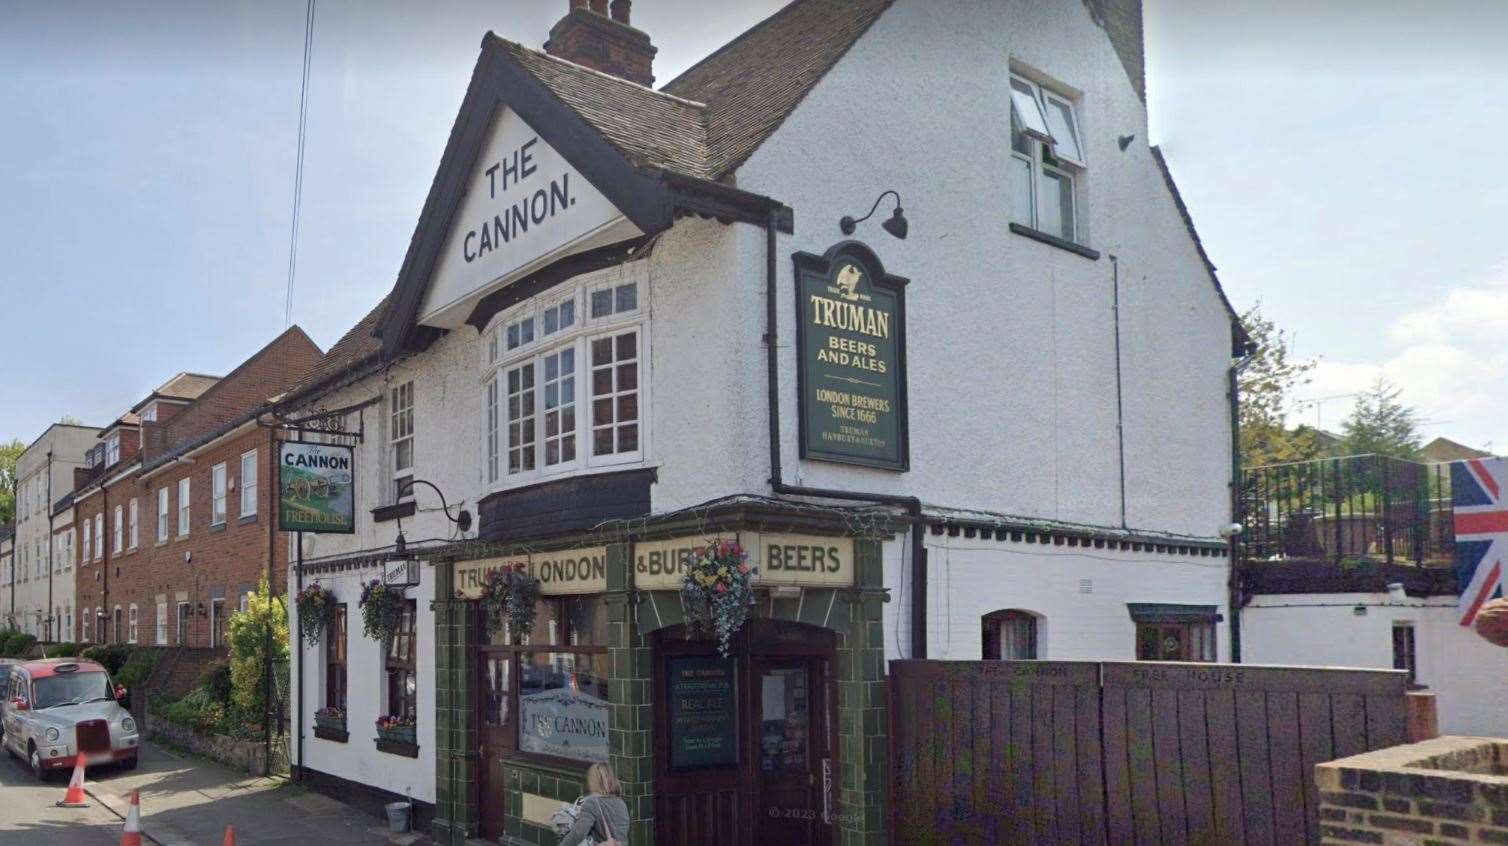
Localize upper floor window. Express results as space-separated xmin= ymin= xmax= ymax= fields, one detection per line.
xmin=211 ymin=462 xmax=228 ymax=526
xmin=82 ymin=520 xmax=92 ymax=564
xmin=128 ymin=499 xmax=138 ymax=549
xmin=484 ymin=277 xmax=644 ymax=488
xmin=177 ymin=477 xmax=191 ymax=536
xmin=112 ymin=505 xmax=123 ymax=553
xmin=240 ymin=450 xmax=258 ymax=518
xmin=93 ymin=514 xmax=103 ymax=560
xmin=390 ymin=381 xmax=415 ymax=502
xmin=1009 ymin=74 xmax=1084 ymax=243
xmin=141 ymin=404 xmax=157 ymax=422
xmin=157 ymin=487 xmax=169 ymax=542
xmin=106 ymin=434 xmax=121 ymax=467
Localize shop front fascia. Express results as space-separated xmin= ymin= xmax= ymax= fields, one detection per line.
xmin=425 ymin=500 xmax=896 ymax=846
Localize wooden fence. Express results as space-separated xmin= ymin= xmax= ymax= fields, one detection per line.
xmin=889 ymin=660 xmax=1409 ymax=845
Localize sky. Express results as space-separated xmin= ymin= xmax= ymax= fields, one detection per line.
xmin=2 ymin=0 xmax=1506 ymax=453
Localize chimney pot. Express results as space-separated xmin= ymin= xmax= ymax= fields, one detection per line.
xmin=588 ymin=0 xmax=607 ymax=14
xmin=545 ymin=0 xmax=656 ymax=86
xmin=610 ymin=0 xmax=631 ymax=24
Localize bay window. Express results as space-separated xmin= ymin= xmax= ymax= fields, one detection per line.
xmin=484 ymin=277 xmax=644 ymax=488
xmin=1008 ymin=73 xmax=1085 ymax=244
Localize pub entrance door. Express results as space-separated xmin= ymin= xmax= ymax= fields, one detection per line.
xmin=653 ymin=620 xmax=836 ymax=846
xmin=477 ymin=649 xmax=513 ymax=841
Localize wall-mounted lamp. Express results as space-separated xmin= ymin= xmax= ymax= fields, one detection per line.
xmin=393 ymin=478 xmax=472 ymax=559
xmin=196 ymin=602 xmax=207 ymax=618
xmin=840 ymin=190 xmax=908 ymax=240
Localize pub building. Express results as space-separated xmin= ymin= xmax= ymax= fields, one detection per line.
xmin=281 ymin=0 xmax=1251 ymax=844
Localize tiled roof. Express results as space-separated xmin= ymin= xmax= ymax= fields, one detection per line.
xmin=494 ymin=38 xmax=712 ymax=179
xmin=156 ymin=372 xmax=220 ymax=401
xmin=661 ymin=0 xmax=894 ymax=178
xmin=280 ymin=297 xmax=389 ymax=408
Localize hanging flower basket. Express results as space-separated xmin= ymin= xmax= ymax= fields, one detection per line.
xmin=295 ymin=582 xmax=338 ymax=648
xmin=680 ymin=538 xmax=758 ymax=658
xmin=358 ymin=579 xmax=406 ymax=644
xmin=476 ymin=564 xmax=540 ymax=643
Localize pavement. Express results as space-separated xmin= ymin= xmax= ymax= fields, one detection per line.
xmin=0 ymin=740 xmax=430 ymax=846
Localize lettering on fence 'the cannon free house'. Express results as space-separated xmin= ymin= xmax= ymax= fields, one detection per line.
xmin=634 ymin=533 xmax=855 ymax=591
xmin=453 ymin=547 xmax=608 ymax=598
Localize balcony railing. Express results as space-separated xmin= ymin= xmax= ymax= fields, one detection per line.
xmin=1239 ymin=454 xmax=1455 ymax=567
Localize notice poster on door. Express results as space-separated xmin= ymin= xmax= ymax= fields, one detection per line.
xmin=667 ymin=655 xmax=738 ymax=771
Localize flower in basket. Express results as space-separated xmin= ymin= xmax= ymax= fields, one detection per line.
xmin=680 ymin=538 xmax=758 ymax=657
xmin=358 ymin=579 xmax=407 ymax=643
xmin=478 ymin=563 xmax=539 ymax=643
xmin=314 ymin=706 xmax=346 ymax=726
xmin=295 ymin=582 xmax=338 ymax=648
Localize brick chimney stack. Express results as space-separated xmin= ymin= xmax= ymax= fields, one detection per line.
xmin=545 ymin=0 xmax=656 ymax=86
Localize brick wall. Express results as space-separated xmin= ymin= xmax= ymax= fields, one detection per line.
xmin=1315 ymin=736 xmax=1508 ymax=845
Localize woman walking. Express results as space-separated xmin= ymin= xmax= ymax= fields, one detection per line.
xmin=560 ymin=762 xmax=630 ymax=845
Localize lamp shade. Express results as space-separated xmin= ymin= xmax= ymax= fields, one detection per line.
xmin=882 ymin=207 xmax=908 ymax=240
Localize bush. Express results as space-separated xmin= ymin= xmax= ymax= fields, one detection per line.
xmin=228 ymin=579 xmax=288 ymax=724
xmin=44 ymin=642 xmax=80 ymax=658
xmin=79 ymin=643 xmax=133 ymax=675
xmin=2 ymin=633 xmax=37 ymax=658
xmin=199 ymin=660 xmax=233 ymax=704
xmin=154 ymin=688 xmax=230 ymax=735
xmin=115 ymin=649 xmax=159 ymax=690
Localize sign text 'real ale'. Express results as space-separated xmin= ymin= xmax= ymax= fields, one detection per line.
xmin=278 ymin=442 xmax=355 ymax=534
xmin=793 ymin=242 xmax=909 ymax=470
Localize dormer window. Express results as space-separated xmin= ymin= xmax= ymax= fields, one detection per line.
xmin=105 ymin=434 xmax=121 ymax=467
xmin=1009 ymin=74 xmax=1085 ymax=244
xmin=141 ymin=404 xmax=157 ymax=422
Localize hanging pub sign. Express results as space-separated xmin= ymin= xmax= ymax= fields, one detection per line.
xmin=666 ymin=655 xmax=739 ymax=771
xmin=277 ymin=442 xmax=355 ymax=534
xmin=793 ymin=241 xmax=909 ymax=470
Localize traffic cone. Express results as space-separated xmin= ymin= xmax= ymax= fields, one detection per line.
xmin=56 ymin=753 xmax=89 ymax=807
xmin=119 ymin=789 xmax=142 ymax=846
xmin=223 ymin=824 xmax=235 ymax=846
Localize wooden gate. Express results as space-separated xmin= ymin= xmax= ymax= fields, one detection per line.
xmin=889 ymin=660 xmax=1409 ymax=845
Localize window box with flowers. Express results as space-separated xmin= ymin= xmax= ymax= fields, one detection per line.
xmin=313 ymin=706 xmax=347 ymax=743
xmin=375 ymin=715 xmax=417 ymax=757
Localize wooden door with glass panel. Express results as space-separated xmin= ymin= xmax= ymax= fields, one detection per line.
xmin=753 ymin=656 xmax=833 ymax=846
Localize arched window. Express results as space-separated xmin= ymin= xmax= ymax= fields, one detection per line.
xmin=982 ymin=610 xmax=1039 ymax=660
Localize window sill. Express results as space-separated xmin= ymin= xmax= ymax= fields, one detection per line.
xmin=1009 ymin=222 xmax=1101 ymax=260
xmin=209 ymin=523 xmax=226 ymax=534
xmin=372 ymin=501 xmax=416 ymax=524
xmin=238 ymin=514 xmax=258 ymax=527
xmin=313 ymin=725 xmax=348 ymax=743
xmin=375 ymin=738 xmax=419 ymax=758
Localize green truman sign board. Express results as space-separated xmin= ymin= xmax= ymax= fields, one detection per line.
xmin=278 ymin=442 xmax=355 ymax=533
xmin=793 ymin=241 xmax=909 ymax=470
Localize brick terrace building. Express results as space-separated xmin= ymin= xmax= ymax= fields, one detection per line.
xmin=74 ymin=329 xmax=323 ymax=648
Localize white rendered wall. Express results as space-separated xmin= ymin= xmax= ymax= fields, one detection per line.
xmin=288 ymin=562 xmax=436 ymax=804
xmin=735 ymin=0 xmax=1234 ymax=540
xmin=881 ymin=531 xmax=1232 ymax=663
xmin=1242 ymin=595 xmax=1508 ymax=738
xmin=12 ymin=425 xmax=98 ymax=639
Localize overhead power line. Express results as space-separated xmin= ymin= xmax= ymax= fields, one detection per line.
xmin=284 ymin=0 xmax=317 ymax=328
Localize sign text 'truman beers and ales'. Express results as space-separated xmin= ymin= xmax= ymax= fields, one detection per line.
xmin=454 ymin=547 xmax=609 ymax=598
xmin=635 ymin=534 xmax=855 ymax=591
xmin=278 ymin=442 xmax=355 ymax=533
xmin=793 ymin=241 xmax=909 ymax=470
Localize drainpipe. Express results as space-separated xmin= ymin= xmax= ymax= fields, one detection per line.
xmin=760 ymin=209 xmax=929 ymax=658
xmin=1109 ymin=256 xmax=1128 ymax=529
xmin=1227 ymin=346 xmax=1257 ymax=663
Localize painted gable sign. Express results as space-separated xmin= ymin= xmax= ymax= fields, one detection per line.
xmin=419 ymin=107 xmax=642 ymax=328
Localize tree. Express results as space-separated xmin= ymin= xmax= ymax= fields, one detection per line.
xmin=1340 ymin=377 xmax=1423 ymax=460
xmin=227 ymin=579 xmax=288 ymax=728
xmin=0 ymin=438 xmax=24 ymax=527
xmin=1237 ymin=304 xmax=1320 ymax=468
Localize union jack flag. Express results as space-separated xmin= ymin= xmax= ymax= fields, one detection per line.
xmin=1452 ymin=458 xmax=1507 ymax=626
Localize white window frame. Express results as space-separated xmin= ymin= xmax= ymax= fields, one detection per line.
xmin=1008 ymin=73 xmax=1085 ymax=243
xmin=128 ymin=604 xmax=139 ymax=644
xmin=82 ymin=520 xmax=91 ymax=564
xmin=390 ymin=381 xmax=415 ymax=503
xmin=93 ymin=514 xmax=103 ymax=560
xmin=211 ymin=462 xmax=227 ymax=526
xmin=128 ymin=498 xmax=139 ymax=549
xmin=177 ymin=477 xmax=191 ymax=536
xmin=240 ymin=450 xmax=258 ymax=518
xmin=156 ymin=602 xmax=167 ymax=645
xmin=157 ymin=487 xmax=169 ymax=542
xmin=176 ymin=602 xmax=191 ymax=645
xmin=106 ymin=434 xmax=120 ymax=467
xmin=481 ymin=273 xmax=648 ymax=492
xmin=81 ymin=608 xmax=91 ymax=643
xmin=113 ymin=505 xmax=123 ymax=553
